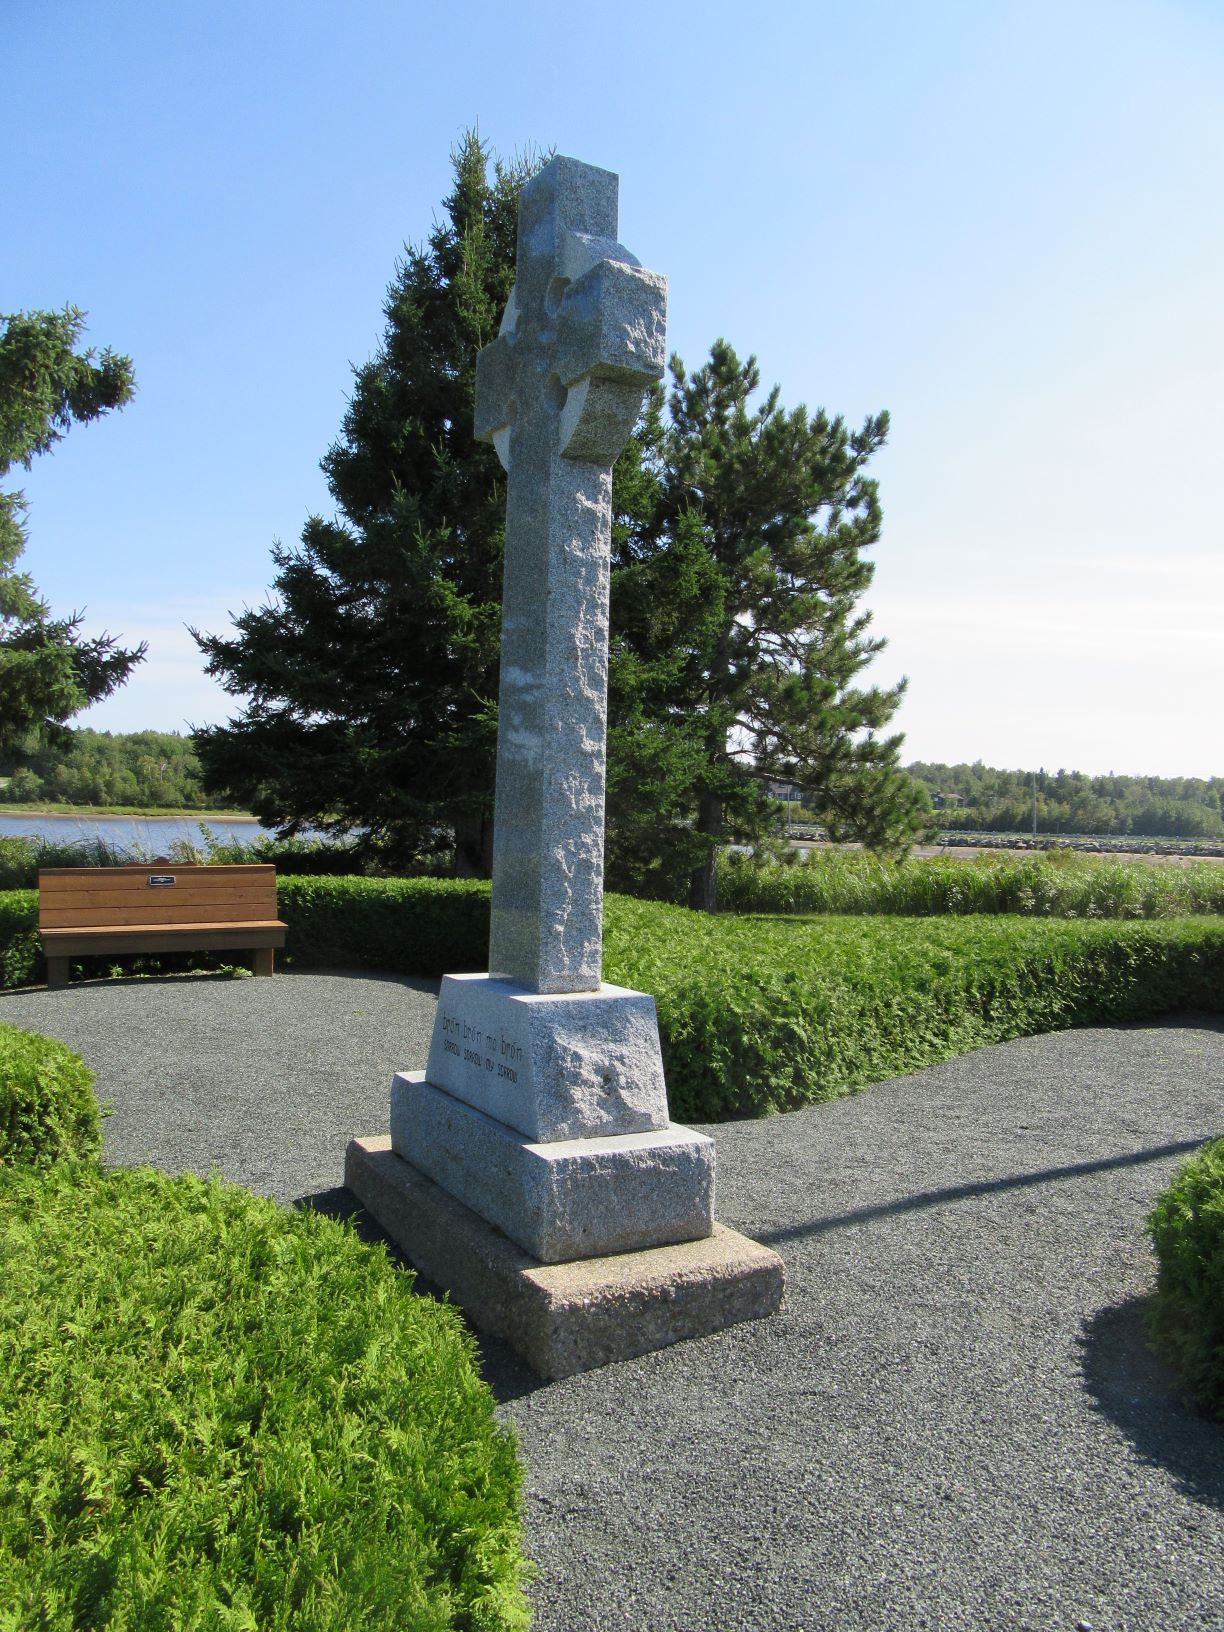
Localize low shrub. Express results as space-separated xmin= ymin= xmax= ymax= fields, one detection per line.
xmin=0 ymin=1021 xmax=101 ymax=1168
xmin=0 ymin=1162 xmax=530 ymax=1630
xmin=1147 ymin=1138 xmax=1224 ymax=1421
xmin=602 ymin=903 xmax=1224 ymax=1120
xmin=164 ymin=828 xmax=371 ymax=875
xmin=0 ymin=888 xmax=38 ymax=986
xmin=717 ymin=847 xmax=1224 ymax=918
xmin=0 ymin=835 xmax=36 ymax=891
xmin=4 ymin=876 xmax=1220 ymax=1125
xmin=277 ymin=875 xmax=491 ymax=974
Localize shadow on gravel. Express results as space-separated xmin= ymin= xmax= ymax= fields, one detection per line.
xmin=280 ymin=968 xmax=443 ymax=995
xmin=1127 ymin=1013 xmax=1224 ymax=1035
xmin=1078 ymin=1296 xmax=1224 ymax=1511
xmin=756 ymin=1137 xmax=1208 ymax=1248
xmin=295 ymin=1186 xmax=546 ymax=1404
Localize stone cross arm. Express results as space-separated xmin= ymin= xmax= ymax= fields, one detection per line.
xmin=474 ymin=161 xmax=667 ymax=471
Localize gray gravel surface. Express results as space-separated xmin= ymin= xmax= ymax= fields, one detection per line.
xmin=4 ymin=972 xmax=1223 ymax=1630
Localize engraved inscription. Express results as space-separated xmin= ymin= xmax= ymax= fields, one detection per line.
xmin=438 ymin=1010 xmax=525 ymax=1084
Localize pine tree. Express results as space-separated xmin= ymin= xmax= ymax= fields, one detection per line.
xmin=192 ymin=135 xmax=539 ymax=871
xmin=0 ymin=307 xmax=145 ymax=759
xmin=607 ymin=340 xmax=929 ymax=909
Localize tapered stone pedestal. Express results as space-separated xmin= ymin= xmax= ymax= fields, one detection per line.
xmin=346 ymin=1136 xmax=785 ymax=1380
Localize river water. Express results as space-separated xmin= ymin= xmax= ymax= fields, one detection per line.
xmin=0 ymin=811 xmax=271 ymax=854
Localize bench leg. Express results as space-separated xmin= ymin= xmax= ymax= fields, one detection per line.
xmin=252 ymin=947 xmax=275 ymax=977
xmin=46 ymin=957 xmax=70 ymax=989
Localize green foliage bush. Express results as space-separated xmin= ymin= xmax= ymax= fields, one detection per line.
xmin=1147 ymin=1138 xmax=1224 ymax=1421
xmin=602 ymin=903 xmax=1224 ymax=1120
xmin=1 ymin=727 xmax=222 ymax=810
xmin=0 ymin=1020 xmax=100 ymax=1167
xmin=277 ymin=876 xmax=491 ymax=975
xmin=717 ymin=847 xmax=1224 ymax=919
xmin=905 ymin=759 xmax=1224 ymax=838
xmin=3 ymin=874 xmax=1220 ymax=1124
xmin=0 ymin=887 xmax=38 ymax=985
xmin=0 ymin=1162 xmax=528 ymax=1629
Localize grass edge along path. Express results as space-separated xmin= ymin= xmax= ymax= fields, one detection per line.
xmin=0 ymin=1158 xmax=530 ymax=1631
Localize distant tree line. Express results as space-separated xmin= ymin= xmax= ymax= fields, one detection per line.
xmin=0 ymin=729 xmax=227 ymax=809
xmin=906 ymin=762 xmax=1224 ymax=839
xmin=4 ymin=733 xmax=1220 ymax=845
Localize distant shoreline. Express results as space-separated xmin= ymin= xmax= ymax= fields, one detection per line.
xmin=0 ymin=804 xmax=258 ymax=821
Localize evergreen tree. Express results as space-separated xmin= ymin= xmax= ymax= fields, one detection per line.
xmin=0 ymin=308 xmax=145 ymax=758
xmin=192 ymin=135 xmax=538 ymax=871
xmin=607 ymin=341 xmax=929 ymax=909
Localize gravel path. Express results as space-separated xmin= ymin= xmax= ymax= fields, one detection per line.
xmin=4 ymin=971 xmax=1223 ymax=1630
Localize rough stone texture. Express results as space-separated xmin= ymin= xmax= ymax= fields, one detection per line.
xmin=389 ymin=1071 xmax=713 ymax=1263
xmin=426 ymin=972 xmax=669 ymax=1141
xmin=474 ymin=155 xmax=666 ymax=995
xmin=345 ymin=1135 xmax=784 ymax=1379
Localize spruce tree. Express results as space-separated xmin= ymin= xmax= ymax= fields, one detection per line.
xmin=192 ymin=135 xmax=538 ymax=870
xmin=0 ymin=308 xmax=144 ymax=758
xmin=607 ymin=340 xmax=930 ymax=909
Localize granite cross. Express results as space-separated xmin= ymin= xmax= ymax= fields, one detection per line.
xmin=474 ymin=157 xmax=666 ymax=995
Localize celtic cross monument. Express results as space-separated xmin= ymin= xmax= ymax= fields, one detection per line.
xmin=475 ymin=157 xmax=665 ymax=996
xmin=347 ymin=158 xmax=783 ymax=1378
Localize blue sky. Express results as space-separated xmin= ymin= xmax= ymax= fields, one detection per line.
xmin=6 ymin=0 xmax=1222 ymax=778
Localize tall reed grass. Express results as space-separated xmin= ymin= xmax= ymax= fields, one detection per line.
xmin=8 ymin=830 xmax=1224 ymax=920
xmin=0 ymin=834 xmax=132 ymax=889
xmin=717 ymin=847 xmax=1224 ymax=918
xmin=0 ymin=830 xmax=359 ymax=890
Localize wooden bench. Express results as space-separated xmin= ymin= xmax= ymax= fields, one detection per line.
xmin=38 ymin=861 xmax=287 ymax=988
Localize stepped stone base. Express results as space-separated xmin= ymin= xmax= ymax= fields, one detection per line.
xmin=345 ymin=1136 xmax=786 ymax=1380
xmin=390 ymin=1071 xmax=714 ymax=1263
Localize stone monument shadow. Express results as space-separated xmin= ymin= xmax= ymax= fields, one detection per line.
xmin=1078 ymin=1296 xmax=1224 ymax=1510
xmin=284 ymin=967 xmax=442 ymax=996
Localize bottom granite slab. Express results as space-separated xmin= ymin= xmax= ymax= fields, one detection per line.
xmin=345 ymin=1135 xmax=785 ymax=1380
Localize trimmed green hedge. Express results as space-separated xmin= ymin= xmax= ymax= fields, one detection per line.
xmin=0 ymin=1162 xmax=529 ymax=1630
xmin=3 ymin=878 xmax=1220 ymax=1122
xmin=0 ymin=888 xmax=38 ymax=987
xmin=1147 ymin=1138 xmax=1224 ymax=1421
xmin=0 ymin=1021 xmax=101 ymax=1168
xmin=0 ymin=877 xmax=490 ymax=989
xmin=601 ymin=904 xmax=1224 ymax=1120
xmin=276 ymin=875 xmax=491 ymax=975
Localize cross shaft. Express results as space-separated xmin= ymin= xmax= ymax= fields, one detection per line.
xmin=474 ymin=157 xmax=666 ymax=993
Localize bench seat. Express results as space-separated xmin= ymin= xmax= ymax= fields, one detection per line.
xmin=38 ymin=863 xmax=287 ymax=987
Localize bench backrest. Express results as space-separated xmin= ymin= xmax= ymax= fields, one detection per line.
xmin=38 ymin=863 xmax=280 ymax=930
